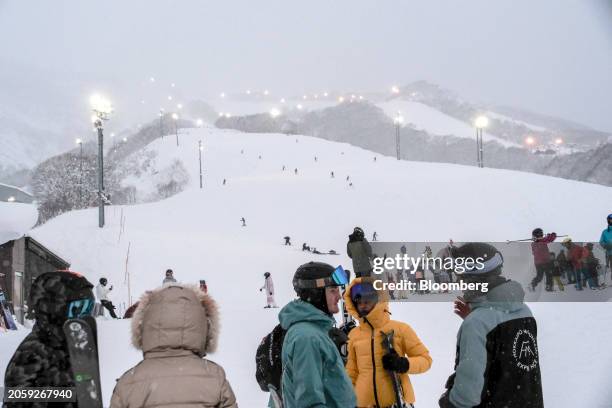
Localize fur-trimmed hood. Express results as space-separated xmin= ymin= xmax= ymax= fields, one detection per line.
xmin=131 ymin=284 xmax=219 ymax=356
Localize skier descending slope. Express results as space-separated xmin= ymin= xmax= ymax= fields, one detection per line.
xmin=439 ymin=243 xmax=544 ymax=408
xmin=279 ymin=262 xmax=356 ymax=408
xmin=4 ymin=271 xmax=96 ymax=408
xmin=111 ymin=284 xmax=237 ymax=407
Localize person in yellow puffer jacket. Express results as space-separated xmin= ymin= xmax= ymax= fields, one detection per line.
xmin=345 ymin=278 xmax=432 ymax=408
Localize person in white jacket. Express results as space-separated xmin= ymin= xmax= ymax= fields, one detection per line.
xmin=96 ymin=277 xmax=118 ymax=318
xmin=260 ymin=272 xmax=277 ymax=308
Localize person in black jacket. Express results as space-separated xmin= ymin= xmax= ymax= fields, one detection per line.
xmin=4 ymin=271 xmax=95 ymax=408
xmin=439 ymin=243 xmax=544 ymax=408
xmin=346 ymin=227 xmax=373 ymax=277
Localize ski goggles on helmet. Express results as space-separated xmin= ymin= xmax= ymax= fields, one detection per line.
xmin=294 ymin=265 xmax=349 ymax=289
xmin=67 ymin=298 xmax=94 ymax=318
xmin=350 ymin=282 xmax=379 ymax=304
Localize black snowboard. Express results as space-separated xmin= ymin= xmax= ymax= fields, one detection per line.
xmin=63 ymin=317 xmax=103 ymax=408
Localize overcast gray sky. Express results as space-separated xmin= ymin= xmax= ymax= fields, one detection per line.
xmin=1 ymin=0 xmax=611 ymax=131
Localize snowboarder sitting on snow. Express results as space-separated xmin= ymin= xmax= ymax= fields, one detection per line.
xmin=163 ymin=269 xmax=177 ymax=285
xmin=110 ymin=284 xmax=237 ymax=408
xmin=279 ymin=262 xmax=356 ymax=408
xmin=345 ymin=278 xmax=432 ymax=408
xmin=96 ymin=277 xmax=118 ymax=319
xmin=439 ymin=243 xmax=544 ymax=408
xmin=347 ymin=227 xmax=373 ymax=277
xmin=284 ymin=236 xmax=291 ymax=246
xmin=260 ymin=272 xmax=277 ymax=308
xmin=302 ymin=242 xmax=311 ymax=252
xmin=4 ymin=271 xmax=95 ymax=406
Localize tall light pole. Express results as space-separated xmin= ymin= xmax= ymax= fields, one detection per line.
xmin=474 ymin=116 xmax=489 ymax=168
xmin=199 ymin=140 xmax=203 ymax=189
xmin=76 ymin=138 xmax=83 ymax=207
xmin=172 ymin=113 xmax=179 ymax=146
xmin=159 ymin=108 xmax=165 ymax=139
xmin=394 ymin=112 xmax=404 ymax=160
xmin=90 ymin=94 xmax=113 ymax=228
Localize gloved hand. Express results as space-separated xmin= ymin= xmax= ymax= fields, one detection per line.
xmin=438 ymin=390 xmax=457 ymax=408
xmin=328 ymin=327 xmax=349 ymax=351
xmin=382 ymin=350 xmax=409 ymax=373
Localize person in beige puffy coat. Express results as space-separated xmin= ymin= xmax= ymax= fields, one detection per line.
xmin=110 ymin=284 xmax=237 ymax=408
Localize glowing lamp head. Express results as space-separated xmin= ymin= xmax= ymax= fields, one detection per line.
xmin=270 ymin=108 xmax=281 ymax=118
xmin=555 ymin=138 xmax=563 ymax=145
xmin=525 ymin=136 xmax=536 ymax=145
xmin=391 ymin=85 xmax=400 ymax=94
xmin=76 ymin=138 xmax=82 ymax=145
xmin=196 ymin=119 xmax=204 ymax=127
xmin=172 ymin=113 xmax=179 ymax=120
xmin=474 ymin=116 xmax=489 ymax=129
xmin=90 ymin=94 xmax=112 ymax=115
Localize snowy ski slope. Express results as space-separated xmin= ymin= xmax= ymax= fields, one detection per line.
xmin=1 ymin=126 xmax=611 ymax=407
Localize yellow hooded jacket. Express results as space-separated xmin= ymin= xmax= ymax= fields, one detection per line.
xmin=345 ymin=278 xmax=432 ymax=407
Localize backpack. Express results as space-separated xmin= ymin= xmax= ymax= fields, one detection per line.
xmin=255 ymin=324 xmax=287 ymax=394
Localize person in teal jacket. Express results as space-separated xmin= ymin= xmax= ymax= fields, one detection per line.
xmin=600 ymin=214 xmax=612 ymax=280
xmin=279 ymin=262 xmax=356 ymax=408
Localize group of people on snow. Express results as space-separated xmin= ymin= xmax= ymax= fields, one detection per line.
xmin=530 ymin=214 xmax=612 ymax=292
xmin=5 ymin=214 xmax=611 ymax=407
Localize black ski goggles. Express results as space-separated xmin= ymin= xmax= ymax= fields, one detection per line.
xmin=294 ymin=265 xmax=349 ymax=289
xmin=350 ymin=282 xmax=379 ymax=304
xmin=67 ymin=298 xmax=94 ymax=318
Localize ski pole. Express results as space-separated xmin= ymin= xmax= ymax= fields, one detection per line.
xmin=506 ymin=234 xmax=568 ymax=244
xmin=381 ymin=330 xmax=407 ymax=408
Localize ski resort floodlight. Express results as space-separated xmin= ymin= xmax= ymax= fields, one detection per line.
xmin=123 ymin=137 xmax=128 ymax=142
xmin=270 ymin=108 xmax=281 ymax=118
xmin=76 ymin=138 xmax=82 ymax=145
xmin=168 ymin=96 xmax=173 ymax=101
xmin=90 ymin=94 xmax=112 ymax=116
xmin=177 ymin=103 xmax=183 ymax=110
xmin=171 ymin=83 xmax=175 ymax=88
xmin=391 ymin=85 xmax=400 ymax=94
xmin=196 ymin=119 xmax=204 ymax=127
xmin=150 ymin=77 xmax=155 ymax=82
xmin=394 ymin=113 xmax=404 ymax=125
xmin=280 ymin=98 xmax=286 ymax=103
xmin=474 ymin=116 xmax=489 ymax=129
xmin=555 ymin=138 xmax=563 ymax=145
xmin=172 ymin=113 xmax=179 ymax=120
xmin=224 ymin=113 xmax=232 ymax=118
xmin=220 ymin=92 xmax=225 ymax=98
xmin=338 ymin=96 xmax=345 ymax=103
xmin=296 ymin=104 xmax=303 ymax=110
xmin=246 ymin=90 xmax=251 ymax=95
xmin=264 ymin=90 xmax=269 ymax=96
xmin=323 ymin=92 xmax=329 ymax=97
xmin=7 ymin=196 xmax=15 ymax=202
xmin=525 ymin=136 xmax=536 ymax=145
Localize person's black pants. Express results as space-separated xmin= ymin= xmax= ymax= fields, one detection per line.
xmin=532 ymin=262 xmax=552 ymax=289
xmin=101 ymin=300 xmax=118 ymax=319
